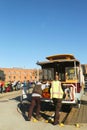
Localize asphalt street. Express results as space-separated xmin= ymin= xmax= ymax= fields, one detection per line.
xmin=0 ymin=91 xmax=87 ymax=130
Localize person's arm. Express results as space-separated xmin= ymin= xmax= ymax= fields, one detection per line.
xmin=50 ymin=82 xmax=53 ymax=99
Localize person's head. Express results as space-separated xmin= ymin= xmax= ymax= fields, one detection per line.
xmin=54 ymin=73 xmax=59 ymax=81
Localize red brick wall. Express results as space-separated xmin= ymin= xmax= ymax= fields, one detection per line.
xmin=0 ymin=68 xmax=39 ymax=82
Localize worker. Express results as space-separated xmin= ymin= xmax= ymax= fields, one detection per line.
xmin=28 ymin=81 xmax=45 ymax=121
xmin=50 ymin=73 xmax=63 ymax=125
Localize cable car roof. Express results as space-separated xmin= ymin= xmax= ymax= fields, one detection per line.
xmin=46 ymin=54 xmax=75 ymax=60
xmin=37 ymin=54 xmax=80 ymax=66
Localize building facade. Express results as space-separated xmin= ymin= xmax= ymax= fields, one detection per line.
xmin=0 ymin=67 xmax=39 ymax=82
xmin=81 ymin=64 xmax=87 ymax=88
xmin=81 ymin=64 xmax=87 ymax=75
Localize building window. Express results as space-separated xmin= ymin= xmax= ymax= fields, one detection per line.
xmin=24 ymin=76 xmax=26 ymax=79
xmin=14 ymin=76 xmax=16 ymax=79
xmin=9 ymin=76 xmax=11 ymax=79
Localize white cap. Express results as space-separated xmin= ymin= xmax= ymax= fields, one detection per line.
xmin=36 ymin=82 xmax=42 ymax=85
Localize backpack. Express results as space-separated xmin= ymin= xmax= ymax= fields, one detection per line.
xmin=33 ymin=84 xmax=42 ymax=95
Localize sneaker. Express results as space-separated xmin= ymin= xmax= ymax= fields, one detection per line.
xmin=35 ymin=115 xmax=41 ymax=121
xmin=27 ymin=117 xmax=31 ymax=121
xmin=53 ymin=121 xmax=59 ymax=125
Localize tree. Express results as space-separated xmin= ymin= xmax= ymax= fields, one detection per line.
xmin=0 ymin=70 xmax=5 ymax=81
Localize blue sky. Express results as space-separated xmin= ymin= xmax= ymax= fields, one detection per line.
xmin=0 ymin=0 xmax=87 ymax=69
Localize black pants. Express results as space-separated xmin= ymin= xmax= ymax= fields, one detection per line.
xmin=0 ymin=87 xmax=3 ymax=93
xmin=28 ymin=96 xmax=41 ymax=119
xmin=53 ymin=98 xmax=62 ymax=123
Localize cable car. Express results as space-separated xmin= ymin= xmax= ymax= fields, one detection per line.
xmin=37 ymin=54 xmax=85 ymax=107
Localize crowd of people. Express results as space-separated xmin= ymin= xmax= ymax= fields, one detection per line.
xmin=0 ymin=80 xmax=32 ymax=94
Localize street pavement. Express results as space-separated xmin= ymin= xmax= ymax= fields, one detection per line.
xmin=0 ymin=91 xmax=87 ymax=130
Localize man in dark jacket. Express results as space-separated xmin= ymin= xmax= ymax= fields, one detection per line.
xmin=28 ymin=82 xmax=44 ymax=121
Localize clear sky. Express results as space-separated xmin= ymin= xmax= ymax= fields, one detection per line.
xmin=0 ymin=0 xmax=87 ymax=69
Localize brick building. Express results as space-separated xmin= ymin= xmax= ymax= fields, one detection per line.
xmin=0 ymin=67 xmax=39 ymax=82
